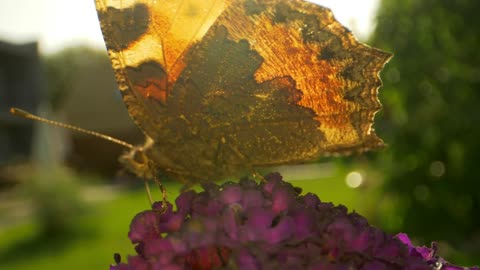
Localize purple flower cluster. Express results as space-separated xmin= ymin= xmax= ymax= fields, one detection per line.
xmin=396 ymin=234 xmax=478 ymax=270
xmin=111 ymin=173 xmax=478 ymax=270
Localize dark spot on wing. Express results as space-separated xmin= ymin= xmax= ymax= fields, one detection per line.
xmin=97 ymin=3 xmax=150 ymax=51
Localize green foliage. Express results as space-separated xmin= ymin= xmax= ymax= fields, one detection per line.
xmin=370 ymin=0 xmax=480 ymax=259
xmin=25 ymin=167 xmax=88 ymax=236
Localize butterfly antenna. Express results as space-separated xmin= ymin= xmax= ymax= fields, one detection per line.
xmin=10 ymin=107 xmax=134 ymax=150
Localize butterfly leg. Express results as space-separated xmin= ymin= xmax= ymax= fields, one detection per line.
xmin=144 ymin=180 xmax=154 ymax=206
xmin=152 ymin=175 xmax=168 ymax=213
xmin=143 ymin=177 xmax=168 ymax=213
xmin=142 ymin=161 xmax=168 ymax=212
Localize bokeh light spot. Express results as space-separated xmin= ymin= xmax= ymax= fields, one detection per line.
xmin=429 ymin=161 xmax=445 ymax=177
xmin=345 ymin=171 xmax=363 ymax=188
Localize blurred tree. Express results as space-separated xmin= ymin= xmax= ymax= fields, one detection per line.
xmin=370 ymin=0 xmax=480 ymax=259
xmin=43 ymin=46 xmax=109 ymax=111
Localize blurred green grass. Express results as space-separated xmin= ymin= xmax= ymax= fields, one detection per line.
xmin=0 ymin=186 xmax=161 ymax=269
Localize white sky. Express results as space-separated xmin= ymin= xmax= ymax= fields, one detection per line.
xmin=0 ymin=0 xmax=380 ymax=55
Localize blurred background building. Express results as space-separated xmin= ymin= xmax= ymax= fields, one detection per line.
xmin=0 ymin=41 xmax=43 ymax=187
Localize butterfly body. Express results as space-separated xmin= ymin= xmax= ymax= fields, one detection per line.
xmin=95 ymin=0 xmax=391 ymax=183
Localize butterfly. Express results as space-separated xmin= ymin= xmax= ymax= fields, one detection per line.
xmin=94 ymin=0 xmax=392 ymax=184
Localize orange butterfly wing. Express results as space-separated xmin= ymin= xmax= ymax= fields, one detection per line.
xmin=95 ymin=0 xmax=391 ymax=182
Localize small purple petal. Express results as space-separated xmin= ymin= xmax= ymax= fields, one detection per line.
xmin=395 ymin=233 xmax=412 ymax=246
xmin=348 ymin=229 xmax=370 ymax=252
xmin=302 ymin=193 xmax=321 ymax=208
xmin=291 ymin=209 xmax=315 ymax=239
xmin=175 ymin=190 xmax=196 ymax=214
xmin=151 ymin=263 xmax=183 ymax=270
xmin=128 ymin=211 xmax=161 ymax=243
xmin=262 ymin=173 xmax=283 ymax=194
xmin=127 ymin=256 xmax=149 ymax=270
xmin=242 ymin=189 xmax=264 ymax=209
xmin=246 ymin=207 xmax=275 ymax=229
xmin=265 ymin=216 xmax=294 ymax=244
xmin=222 ymin=205 xmax=240 ymax=241
xmin=158 ymin=213 xmax=184 ymax=233
xmin=220 ymin=184 xmax=243 ymax=204
xmin=157 ymin=202 xmax=175 ymax=222
xmin=142 ymin=238 xmax=173 ymax=257
xmin=271 ymin=186 xmax=294 ymax=213
xmin=395 ymin=233 xmax=434 ymax=259
xmin=236 ymin=249 xmax=260 ymax=270
xmin=374 ymin=239 xmax=404 ymax=259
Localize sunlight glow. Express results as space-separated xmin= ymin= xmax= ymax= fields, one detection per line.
xmin=0 ymin=0 xmax=380 ymax=54
xmin=308 ymin=0 xmax=380 ymax=39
